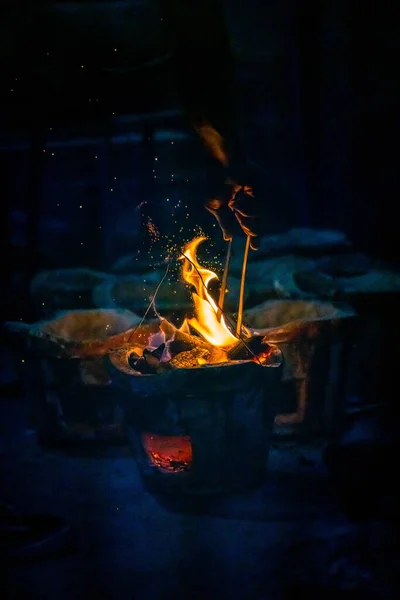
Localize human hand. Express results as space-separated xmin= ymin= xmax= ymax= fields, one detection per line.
xmin=205 ymin=180 xmax=260 ymax=250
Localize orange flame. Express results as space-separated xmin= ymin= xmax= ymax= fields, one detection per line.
xmin=180 ymin=237 xmax=237 ymax=348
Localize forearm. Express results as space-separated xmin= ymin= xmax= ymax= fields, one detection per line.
xmin=159 ymin=0 xmax=244 ymax=173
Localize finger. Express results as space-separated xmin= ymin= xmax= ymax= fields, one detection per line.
xmin=232 ymin=208 xmax=259 ymax=246
xmin=243 ymin=185 xmax=254 ymax=196
xmin=234 ymin=213 xmax=258 ymax=237
xmin=250 ymin=235 xmax=259 ymax=251
xmin=234 ymin=214 xmax=260 ymax=249
xmin=205 ymin=203 xmax=235 ymax=241
xmin=231 ymin=189 xmax=258 ymax=218
xmin=206 ymin=198 xmax=225 ymax=212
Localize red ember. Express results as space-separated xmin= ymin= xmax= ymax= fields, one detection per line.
xmin=141 ymin=433 xmax=193 ymax=473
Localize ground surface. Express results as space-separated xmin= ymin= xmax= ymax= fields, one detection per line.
xmin=1 ymin=350 xmax=398 ymax=600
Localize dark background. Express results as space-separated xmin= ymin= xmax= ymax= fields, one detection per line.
xmin=1 ymin=3 xmax=400 ymax=597
xmin=1 ymin=0 xmax=399 ymax=320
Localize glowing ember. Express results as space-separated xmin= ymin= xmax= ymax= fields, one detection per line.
xmin=141 ymin=433 xmax=192 ymax=473
xmin=180 ymin=237 xmax=237 ymax=349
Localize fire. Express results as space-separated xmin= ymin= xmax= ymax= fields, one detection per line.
xmin=142 ymin=433 xmax=192 ymax=473
xmin=180 ymin=237 xmax=237 ymax=349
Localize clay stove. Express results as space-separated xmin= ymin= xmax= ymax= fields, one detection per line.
xmin=109 ymin=237 xmax=282 ymax=494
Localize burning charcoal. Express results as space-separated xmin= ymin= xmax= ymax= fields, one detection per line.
xmin=161 ymin=320 xmax=216 ymax=353
xmin=127 ymin=351 xmax=141 ymax=368
xmin=227 ymin=335 xmax=269 ymax=361
xmin=159 ymin=319 xmax=182 ymax=342
xmin=109 ymin=346 xmax=147 ymax=375
xmin=161 ymin=319 xmax=229 ymax=364
xmin=132 ymin=357 xmax=157 ymax=375
xmin=208 ymin=347 xmax=229 ymax=364
xmin=168 ymin=336 xmax=227 ymax=364
xmin=227 ymin=336 xmax=283 ymax=366
xmin=143 ymin=343 xmax=172 ymax=372
xmin=168 ymin=336 xmax=199 ymax=355
xmin=254 ymin=343 xmax=282 ymax=366
xmin=143 ymin=348 xmax=162 ymax=370
xmin=144 ymin=345 xmax=172 ymax=373
xmin=169 ymin=347 xmax=211 ymax=369
xmin=179 ymin=319 xmax=191 ymax=335
xmin=151 ymin=343 xmax=166 ymax=361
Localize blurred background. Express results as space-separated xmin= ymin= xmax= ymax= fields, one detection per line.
xmin=1 ymin=0 xmax=398 ymax=322
xmin=1 ymin=3 xmax=400 ymax=599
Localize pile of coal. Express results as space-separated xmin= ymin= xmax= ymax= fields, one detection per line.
xmin=109 ymin=319 xmax=276 ymax=375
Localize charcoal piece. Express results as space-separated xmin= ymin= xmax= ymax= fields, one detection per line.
xmin=143 ymin=349 xmax=162 ymax=370
xmin=109 ymin=346 xmax=147 ymax=375
xmin=160 ymin=319 xmax=228 ymax=362
xmin=151 ymin=343 xmax=166 ymax=361
xmin=207 ymin=347 xmax=228 ymax=364
xmin=179 ymin=319 xmax=191 ymax=335
xmin=169 ymin=347 xmax=211 ymax=369
xmin=127 ymin=352 xmax=141 ymax=368
xmin=168 ymin=337 xmax=228 ymax=364
xmin=254 ymin=344 xmax=282 ymax=366
xmin=227 ymin=335 xmax=269 ymax=361
xmin=168 ymin=337 xmax=199 ymax=355
xmin=161 ymin=320 xmax=211 ymax=353
xmin=133 ymin=357 xmax=157 ymax=375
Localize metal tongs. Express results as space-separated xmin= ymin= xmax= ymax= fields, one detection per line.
xmin=217 ymin=234 xmax=251 ymax=337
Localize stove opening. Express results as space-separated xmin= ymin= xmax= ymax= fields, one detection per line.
xmin=141 ymin=433 xmax=192 ymax=473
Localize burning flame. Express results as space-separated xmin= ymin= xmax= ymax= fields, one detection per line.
xmin=180 ymin=237 xmax=237 ymax=349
